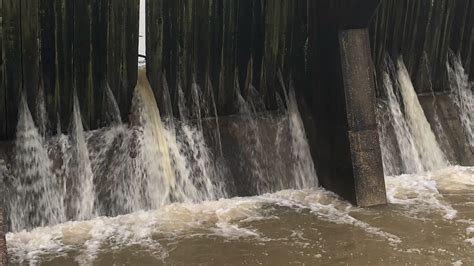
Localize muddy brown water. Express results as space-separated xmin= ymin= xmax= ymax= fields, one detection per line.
xmin=6 ymin=166 xmax=474 ymax=265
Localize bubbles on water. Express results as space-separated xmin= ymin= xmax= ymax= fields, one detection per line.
xmin=6 ymin=189 xmax=398 ymax=264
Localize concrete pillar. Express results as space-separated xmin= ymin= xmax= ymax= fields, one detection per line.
xmin=0 ymin=208 xmax=7 ymax=266
xmin=338 ymin=29 xmax=387 ymax=206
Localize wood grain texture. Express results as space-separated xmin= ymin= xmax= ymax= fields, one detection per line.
xmin=2 ymin=0 xmax=22 ymax=139
xmin=371 ymin=0 xmax=473 ymax=92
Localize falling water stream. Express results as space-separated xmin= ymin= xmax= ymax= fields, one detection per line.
xmin=447 ymin=50 xmax=474 ymax=149
xmin=2 ymin=65 xmax=474 ymax=264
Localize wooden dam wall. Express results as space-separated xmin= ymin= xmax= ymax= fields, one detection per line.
xmin=1 ymin=0 xmax=472 ymax=206
xmin=1 ymin=0 xmax=472 ymax=138
xmin=0 ymin=0 xmax=139 ymax=140
xmin=371 ymin=0 xmax=474 ymax=93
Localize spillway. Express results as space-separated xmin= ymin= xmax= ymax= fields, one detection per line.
xmin=2 ymin=68 xmax=319 ymax=234
xmin=1 ymin=1 xmax=474 ymax=264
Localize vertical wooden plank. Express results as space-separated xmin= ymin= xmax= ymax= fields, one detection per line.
xmin=0 ymin=0 xmax=6 ymax=139
xmin=235 ymin=0 xmax=254 ymax=94
xmin=125 ymin=0 xmax=139 ymax=117
xmin=2 ymin=0 xmax=22 ymax=139
xmin=208 ymin=0 xmax=223 ymax=105
xmin=195 ymin=0 xmax=211 ymax=89
xmin=108 ymin=0 xmax=125 ymax=120
xmin=74 ymin=0 xmax=93 ymax=128
xmin=92 ymin=0 xmax=108 ymax=126
xmin=107 ymin=0 xmax=119 ymax=105
xmin=21 ymin=0 xmax=39 ymax=126
xmin=55 ymin=0 xmax=74 ymax=133
xmin=40 ymin=0 xmax=57 ymax=134
xmin=288 ymin=0 xmax=308 ymax=97
xmin=261 ymin=0 xmax=283 ymax=109
xmin=161 ymin=0 xmax=177 ymax=111
xmin=464 ymin=1 xmax=474 ymax=78
xmin=146 ymin=0 xmax=164 ymax=110
xmin=217 ymin=0 xmax=238 ymax=115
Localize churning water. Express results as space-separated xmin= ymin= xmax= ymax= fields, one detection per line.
xmin=2 ymin=66 xmax=474 ymax=265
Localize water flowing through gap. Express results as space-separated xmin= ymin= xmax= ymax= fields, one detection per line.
xmin=4 ymin=65 xmax=473 ymax=264
xmin=2 ymin=1 xmax=474 ymax=262
xmin=447 ymin=50 xmax=474 ymax=149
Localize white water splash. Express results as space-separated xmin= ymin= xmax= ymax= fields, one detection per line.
xmin=65 ymin=93 xmax=95 ymax=221
xmin=382 ymin=69 xmax=424 ymax=174
xmin=235 ymin=82 xmax=271 ymax=194
xmin=287 ymin=82 xmax=318 ymax=189
xmin=6 ymin=188 xmax=400 ymax=265
xmin=376 ymin=101 xmax=401 ymax=176
xmin=397 ymin=58 xmax=449 ymax=171
xmin=386 ymin=166 xmax=474 ymax=220
xmin=131 ymin=69 xmax=177 ymax=208
xmin=175 ymin=83 xmax=227 ymax=200
xmin=447 ymin=50 xmax=473 ymax=148
xmin=8 ymin=95 xmax=65 ymax=232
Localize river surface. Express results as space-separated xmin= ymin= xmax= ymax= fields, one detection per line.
xmin=5 ymin=166 xmax=474 ymax=265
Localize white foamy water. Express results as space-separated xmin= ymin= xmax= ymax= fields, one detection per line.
xmin=378 ymin=57 xmax=451 ymax=175
xmin=8 ymin=95 xmax=65 ymax=231
xmin=133 ymin=69 xmax=176 ymax=208
xmin=396 ymin=58 xmax=449 ymax=171
xmin=447 ymin=50 xmax=473 ymax=148
xmin=235 ymin=82 xmax=272 ymax=193
xmin=7 ymin=165 xmax=473 ymax=265
xmin=381 ymin=69 xmax=424 ymax=173
xmin=65 ymin=93 xmax=95 ymax=221
xmin=5 ymin=188 xmax=396 ymax=265
xmin=376 ymin=101 xmax=401 ymax=176
xmin=287 ymin=82 xmax=318 ymax=189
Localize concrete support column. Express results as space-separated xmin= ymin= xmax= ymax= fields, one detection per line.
xmin=305 ymin=1 xmax=385 ymax=207
xmin=0 ymin=208 xmax=7 ymax=265
xmin=338 ymin=29 xmax=386 ymax=206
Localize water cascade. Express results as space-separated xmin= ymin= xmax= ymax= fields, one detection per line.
xmin=396 ymin=59 xmax=449 ymax=171
xmin=8 ymin=94 xmax=65 ymax=231
xmin=377 ymin=57 xmax=450 ymax=175
xmin=381 ymin=65 xmax=424 ymax=174
xmin=447 ymin=50 xmax=474 ymax=149
xmin=286 ymin=81 xmax=319 ymax=189
xmin=2 ymin=65 xmax=320 ymax=234
xmin=132 ymin=70 xmax=180 ymax=207
xmin=375 ymin=100 xmax=401 ymax=176
xmin=235 ymin=81 xmax=272 ymax=194
xmin=174 ymin=82 xmax=227 ymax=201
xmin=65 ymin=92 xmax=96 ymax=220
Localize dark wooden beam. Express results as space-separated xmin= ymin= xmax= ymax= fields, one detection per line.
xmin=2 ymin=0 xmax=22 ymax=139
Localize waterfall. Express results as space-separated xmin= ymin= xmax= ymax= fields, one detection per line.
xmin=4 ymin=67 xmax=318 ymax=232
xmin=9 ymin=94 xmax=65 ymax=231
xmin=375 ymin=101 xmax=400 ymax=176
xmin=35 ymin=83 xmax=48 ymax=137
xmin=206 ymin=77 xmax=223 ymax=157
xmin=382 ymin=66 xmax=424 ymax=174
xmin=235 ymin=81 xmax=271 ymax=194
xmin=378 ymin=57 xmax=449 ymax=175
xmin=131 ymin=69 xmax=177 ymax=207
xmin=285 ymin=81 xmax=318 ymax=188
xmin=65 ymin=92 xmax=95 ymax=220
xmin=161 ymin=76 xmax=175 ymax=131
xmin=175 ymin=83 xmax=227 ymax=200
xmin=103 ymin=82 xmax=122 ymax=126
xmin=396 ymin=59 xmax=449 ymax=171
xmin=447 ymin=50 xmax=474 ymax=148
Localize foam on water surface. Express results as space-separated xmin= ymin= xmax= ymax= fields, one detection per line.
xmin=6 ymin=165 xmax=474 ymax=264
